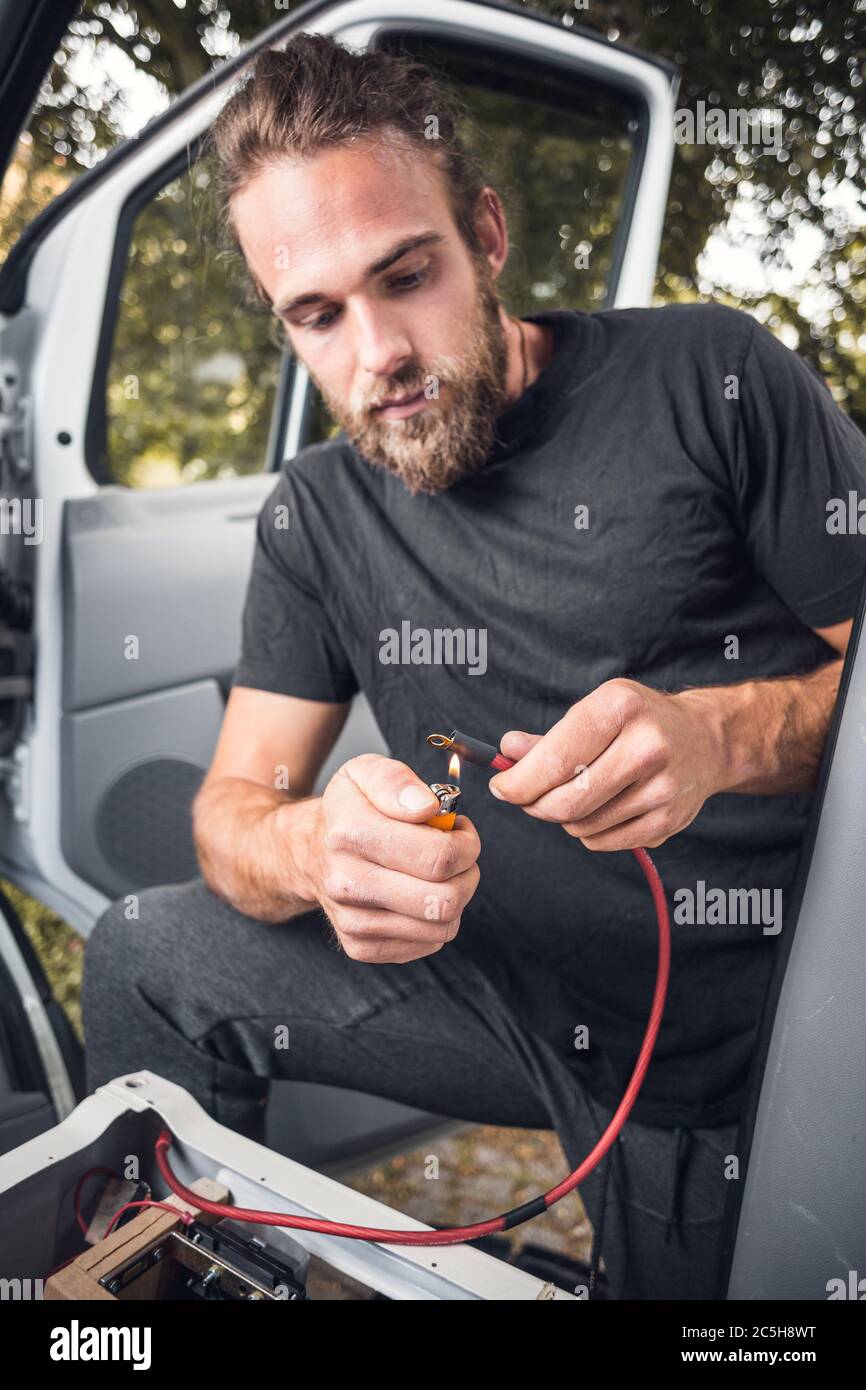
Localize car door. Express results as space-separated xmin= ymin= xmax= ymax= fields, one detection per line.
xmin=721 ymin=568 xmax=866 ymax=1299
xmin=0 ymin=2 xmax=678 ymax=1158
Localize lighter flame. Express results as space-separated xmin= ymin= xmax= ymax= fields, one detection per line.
xmin=448 ymin=753 xmax=461 ymax=782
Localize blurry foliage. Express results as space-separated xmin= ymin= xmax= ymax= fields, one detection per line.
xmin=102 ymin=168 xmax=281 ymax=486
xmin=0 ymin=1 xmax=277 ymax=257
xmin=556 ymin=0 xmax=866 ymax=424
xmin=0 ymin=1 xmax=283 ymax=489
xmin=2 ymin=881 xmax=84 ymax=1041
xmin=406 ymin=36 xmax=637 ymax=315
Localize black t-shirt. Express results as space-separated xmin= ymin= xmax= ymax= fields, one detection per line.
xmin=233 ymin=302 xmax=866 ymax=1128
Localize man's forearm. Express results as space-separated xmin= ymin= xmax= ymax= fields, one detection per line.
xmin=676 ymin=659 xmax=845 ymax=796
xmin=193 ymin=776 xmax=322 ymax=922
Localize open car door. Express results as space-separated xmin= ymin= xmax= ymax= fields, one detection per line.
xmin=0 ymin=0 xmax=95 ymax=1157
xmin=721 ymin=569 xmax=866 ymax=1298
xmin=0 ymin=3 xmax=678 ymax=1166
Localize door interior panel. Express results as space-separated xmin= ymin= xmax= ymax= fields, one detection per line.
xmin=60 ymin=680 xmax=220 ymax=900
xmin=62 ymin=479 xmax=274 ymax=712
xmin=59 ymin=477 xmax=270 ymax=899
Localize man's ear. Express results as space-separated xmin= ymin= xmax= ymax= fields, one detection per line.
xmin=472 ymin=185 xmax=509 ymax=281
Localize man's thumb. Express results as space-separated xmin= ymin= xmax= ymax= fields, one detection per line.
xmin=396 ymin=780 xmax=441 ymax=817
xmin=344 ymin=755 xmax=440 ymax=821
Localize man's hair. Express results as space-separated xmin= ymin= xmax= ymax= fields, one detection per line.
xmin=205 ymin=32 xmax=489 ymax=309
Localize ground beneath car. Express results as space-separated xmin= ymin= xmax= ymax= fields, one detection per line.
xmin=348 ymin=1123 xmax=591 ymax=1256
xmin=306 ymin=1124 xmax=595 ymax=1297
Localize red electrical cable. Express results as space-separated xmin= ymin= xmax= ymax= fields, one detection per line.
xmin=104 ymin=1200 xmax=195 ymax=1237
xmin=155 ymin=837 xmax=670 ymax=1247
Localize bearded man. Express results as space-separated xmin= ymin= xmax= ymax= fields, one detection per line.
xmin=83 ymin=33 xmax=866 ymax=1301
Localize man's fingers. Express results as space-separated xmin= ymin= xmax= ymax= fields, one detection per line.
xmin=563 ymin=774 xmax=683 ymax=838
xmin=510 ymin=732 xmax=646 ymax=824
xmin=331 ymin=906 xmax=462 ymax=951
xmin=489 ymin=685 xmax=633 ymax=805
xmin=575 ymin=808 xmax=674 ymax=853
xmin=323 ymin=808 xmax=480 ymax=879
xmin=322 ymin=859 xmax=479 ymax=923
xmin=499 ymin=729 xmax=542 ymax=760
xmin=338 ymin=933 xmax=449 ymax=965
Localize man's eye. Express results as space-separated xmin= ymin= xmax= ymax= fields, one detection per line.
xmin=388 ymin=267 xmax=428 ymax=292
xmin=292 ymin=269 xmax=429 ymax=331
xmin=299 ymin=308 xmax=339 ymax=332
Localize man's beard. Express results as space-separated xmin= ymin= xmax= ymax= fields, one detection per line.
xmin=309 ymin=260 xmax=510 ymax=495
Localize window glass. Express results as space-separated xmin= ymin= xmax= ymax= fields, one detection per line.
xmin=99 ymin=164 xmax=281 ymax=487
xmin=418 ymin=37 xmax=640 ymax=315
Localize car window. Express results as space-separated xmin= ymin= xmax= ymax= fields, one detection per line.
xmin=91 ymin=161 xmax=282 ymax=487
xmin=408 ymin=36 xmax=641 ymax=314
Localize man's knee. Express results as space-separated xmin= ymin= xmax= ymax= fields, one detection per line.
xmin=83 ymin=878 xmax=240 ymax=1087
xmin=84 ymin=878 xmax=210 ymax=1013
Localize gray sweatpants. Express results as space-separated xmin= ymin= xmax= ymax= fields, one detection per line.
xmin=82 ymin=876 xmax=738 ymax=1300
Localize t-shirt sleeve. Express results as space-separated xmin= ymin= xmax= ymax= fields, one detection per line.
xmin=733 ymin=316 xmax=866 ymax=628
xmin=232 ymin=467 xmax=360 ymax=702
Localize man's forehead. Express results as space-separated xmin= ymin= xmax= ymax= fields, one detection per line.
xmin=234 ymin=141 xmax=451 ymax=300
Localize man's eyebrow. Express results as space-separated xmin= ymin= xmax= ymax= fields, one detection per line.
xmin=272 ymin=231 xmax=446 ymax=318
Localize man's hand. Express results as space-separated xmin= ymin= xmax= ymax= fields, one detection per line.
xmin=488 ymin=679 xmax=725 ymax=852
xmin=302 ymin=754 xmax=481 ymax=963
xmin=489 ymin=652 xmax=848 ymax=852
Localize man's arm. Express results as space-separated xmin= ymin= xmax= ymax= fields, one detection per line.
xmin=678 ymin=617 xmax=845 ymax=800
xmin=487 ymin=618 xmax=855 ymax=852
xmin=192 ymin=687 xmax=349 ymax=921
xmin=674 ymin=617 xmax=851 ymax=798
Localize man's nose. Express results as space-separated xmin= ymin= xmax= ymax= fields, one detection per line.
xmin=351 ymin=302 xmax=413 ymax=379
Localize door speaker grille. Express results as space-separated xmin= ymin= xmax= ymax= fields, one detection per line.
xmin=94 ymin=758 xmax=205 ymax=887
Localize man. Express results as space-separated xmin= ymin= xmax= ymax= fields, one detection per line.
xmin=83 ymin=34 xmax=866 ymax=1300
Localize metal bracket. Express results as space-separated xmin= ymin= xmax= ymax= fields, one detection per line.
xmin=0 ymin=372 xmax=33 ymax=482
xmin=0 ymin=741 xmax=31 ymax=822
